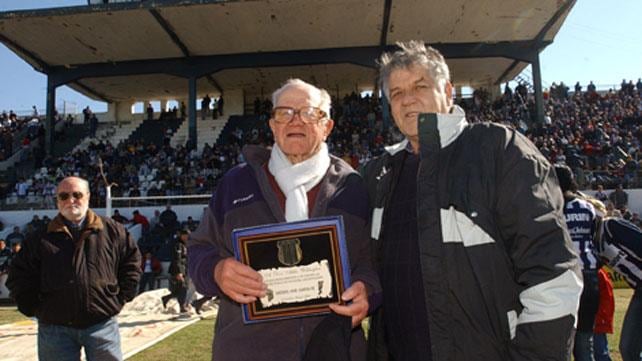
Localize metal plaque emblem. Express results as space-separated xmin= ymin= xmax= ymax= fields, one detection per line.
xmin=277 ymin=238 xmax=303 ymax=266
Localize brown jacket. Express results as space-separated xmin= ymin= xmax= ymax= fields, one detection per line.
xmin=7 ymin=209 xmax=141 ymax=328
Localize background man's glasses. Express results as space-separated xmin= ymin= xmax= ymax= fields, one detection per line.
xmin=271 ymin=106 xmax=327 ymax=124
xmin=57 ymin=192 xmax=85 ymax=201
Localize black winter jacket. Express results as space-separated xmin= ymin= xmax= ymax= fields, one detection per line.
xmin=7 ymin=209 xmax=141 ymax=328
xmin=361 ymin=109 xmax=582 ymax=361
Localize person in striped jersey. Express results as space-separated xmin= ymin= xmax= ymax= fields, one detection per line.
xmin=555 ymin=164 xmax=601 ymax=361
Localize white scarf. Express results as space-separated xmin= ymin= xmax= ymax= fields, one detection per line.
xmin=268 ymin=143 xmax=330 ymax=222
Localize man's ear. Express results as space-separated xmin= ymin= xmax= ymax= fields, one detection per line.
xmin=323 ymin=118 xmax=335 ymax=140
xmin=445 ymin=82 xmax=454 ymax=108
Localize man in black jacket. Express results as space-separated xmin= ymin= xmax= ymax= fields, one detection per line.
xmin=7 ymin=176 xmax=141 ymax=361
xmin=161 ymin=229 xmax=189 ymax=314
xmin=362 ymin=41 xmax=582 ymax=361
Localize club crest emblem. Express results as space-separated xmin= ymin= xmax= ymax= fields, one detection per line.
xmin=277 ymin=238 xmax=303 ymax=266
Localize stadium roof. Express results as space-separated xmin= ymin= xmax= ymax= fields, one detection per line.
xmin=0 ymin=0 xmax=575 ymax=102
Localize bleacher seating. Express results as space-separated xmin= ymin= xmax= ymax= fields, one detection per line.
xmin=128 ymin=117 xmax=184 ymax=147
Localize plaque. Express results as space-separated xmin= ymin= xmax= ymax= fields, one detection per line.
xmin=232 ymin=216 xmax=351 ymax=324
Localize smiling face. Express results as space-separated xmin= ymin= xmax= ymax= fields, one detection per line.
xmin=269 ymin=84 xmax=334 ymax=164
xmin=56 ymin=177 xmax=90 ymax=224
xmin=388 ymin=65 xmax=453 ymax=148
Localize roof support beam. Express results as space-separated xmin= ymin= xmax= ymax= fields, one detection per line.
xmin=379 ymin=0 xmax=393 ymax=46
xmin=0 ymin=33 xmax=49 ymax=72
xmin=72 ymin=80 xmax=112 ymax=103
xmin=47 ymin=40 xmax=550 ymax=87
xmin=149 ymin=8 xmax=191 ymax=57
xmin=495 ymin=60 xmax=521 ymax=85
xmin=430 ymin=41 xmax=548 ymax=63
xmin=535 ymin=0 xmax=575 ymax=43
xmin=206 ymin=75 xmax=223 ymax=94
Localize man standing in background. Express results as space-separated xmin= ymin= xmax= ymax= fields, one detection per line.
xmin=7 ymin=176 xmax=141 ymax=361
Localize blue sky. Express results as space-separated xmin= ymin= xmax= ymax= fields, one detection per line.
xmin=0 ymin=0 xmax=640 ymax=114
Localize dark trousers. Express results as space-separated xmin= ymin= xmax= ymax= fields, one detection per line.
xmin=163 ymin=280 xmax=187 ymax=312
xmin=138 ymin=272 xmax=156 ymax=294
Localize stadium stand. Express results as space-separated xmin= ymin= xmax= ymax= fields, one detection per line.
xmin=0 ymin=79 xmax=640 ymax=216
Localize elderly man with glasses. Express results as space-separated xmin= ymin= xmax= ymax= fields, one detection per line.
xmin=7 ymin=176 xmax=141 ymax=361
xmin=188 ymin=79 xmax=380 ymax=361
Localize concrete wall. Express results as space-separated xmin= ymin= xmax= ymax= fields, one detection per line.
xmin=0 ymin=204 xmax=209 ymax=241
xmin=583 ymin=189 xmax=642 ymax=215
xmin=2 ymin=188 xmax=641 ymax=236
xmin=107 ymin=101 xmax=135 ymax=122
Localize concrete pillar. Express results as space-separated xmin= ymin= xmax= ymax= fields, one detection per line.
xmin=106 ymin=103 xmax=117 ymax=123
xmin=109 ymin=101 xmax=134 ymax=123
xmin=531 ymin=54 xmax=545 ymax=124
xmin=45 ymin=77 xmax=56 ymax=156
xmin=188 ymin=77 xmax=197 ymax=149
xmin=224 ymin=88 xmax=244 ymax=116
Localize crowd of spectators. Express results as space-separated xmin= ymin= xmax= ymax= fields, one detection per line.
xmin=461 ymin=78 xmax=642 ymax=190
xmin=0 ymin=109 xmax=46 ymax=162
xmin=1 ymin=78 xmax=641 ymax=214
xmin=2 ymin=138 xmax=242 ymax=209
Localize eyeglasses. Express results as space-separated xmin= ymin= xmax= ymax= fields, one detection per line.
xmin=56 ymin=192 xmax=85 ymax=201
xmin=271 ymin=106 xmax=327 ymax=124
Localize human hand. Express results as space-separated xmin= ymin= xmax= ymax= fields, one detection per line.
xmin=328 ymin=281 xmax=369 ymax=328
xmin=214 ymin=257 xmax=266 ymax=304
xmin=176 ymin=273 xmax=184 ymax=282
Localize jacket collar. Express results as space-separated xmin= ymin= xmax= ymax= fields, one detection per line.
xmin=385 ymin=105 xmax=469 ymax=155
xmin=48 ymin=209 xmax=104 ymax=235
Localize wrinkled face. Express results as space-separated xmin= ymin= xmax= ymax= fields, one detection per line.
xmin=269 ymin=85 xmax=334 ymax=164
xmin=388 ymin=65 xmax=453 ymax=143
xmin=56 ymin=178 xmax=90 ymax=224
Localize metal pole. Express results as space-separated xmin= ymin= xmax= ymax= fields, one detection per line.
xmin=105 ymin=184 xmax=112 ymax=217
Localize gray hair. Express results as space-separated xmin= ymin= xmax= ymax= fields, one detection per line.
xmin=271 ymin=78 xmax=332 ymax=119
xmin=378 ymin=40 xmax=451 ymax=100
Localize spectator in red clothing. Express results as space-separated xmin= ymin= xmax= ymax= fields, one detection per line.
xmin=131 ymin=210 xmax=150 ymax=233
xmin=593 ymin=268 xmax=614 ymax=361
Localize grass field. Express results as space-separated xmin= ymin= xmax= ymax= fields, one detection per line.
xmin=0 ymin=288 xmax=635 ymax=360
xmin=0 ymin=307 xmax=28 ymax=324
xmin=606 ymin=288 xmax=634 ymax=361
xmin=128 ymin=317 xmax=215 ymax=361
xmin=129 ymin=288 xmax=635 ymax=361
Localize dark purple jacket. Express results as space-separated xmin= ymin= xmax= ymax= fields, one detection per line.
xmin=188 ymin=145 xmax=380 ymax=361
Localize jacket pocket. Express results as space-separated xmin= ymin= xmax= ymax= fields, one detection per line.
xmin=105 ymin=283 xmax=120 ymax=296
